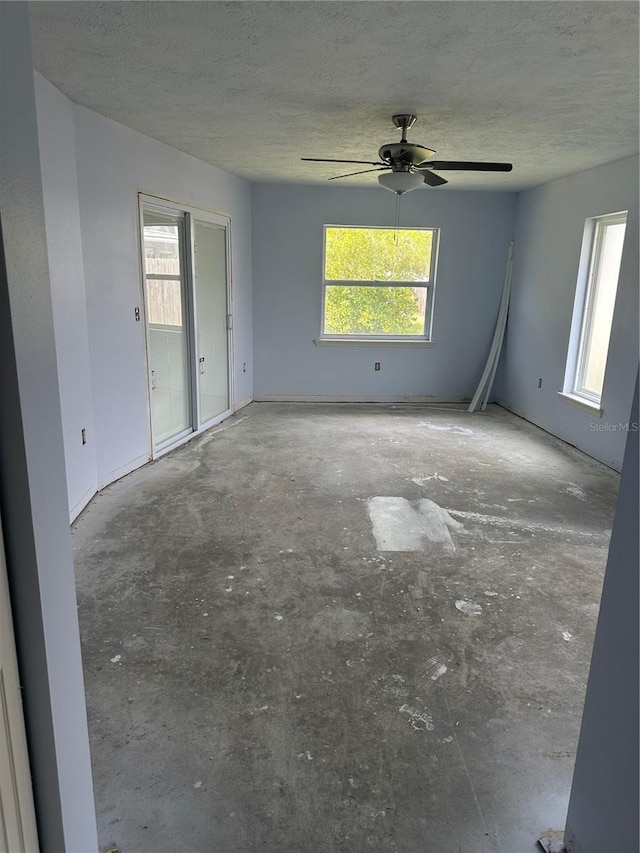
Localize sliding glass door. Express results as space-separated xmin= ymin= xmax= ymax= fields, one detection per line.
xmin=140 ymin=197 xmax=232 ymax=455
xmin=142 ymin=208 xmax=192 ymax=449
xmin=193 ymin=218 xmax=230 ymax=425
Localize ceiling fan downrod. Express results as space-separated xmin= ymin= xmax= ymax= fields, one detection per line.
xmin=392 ymin=114 xmax=418 ymax=144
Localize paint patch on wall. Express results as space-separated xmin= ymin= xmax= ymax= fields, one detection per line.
xmin=367 ymin=496 xmax=465 ymax=552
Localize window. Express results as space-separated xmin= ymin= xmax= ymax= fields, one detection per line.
xmin=143 ymin=220 xmax=184 ymax=326
xmin=321 ymin=226 xmax=439 ymax=341
xmin=562 ymin=212 xmax=627 ymax=410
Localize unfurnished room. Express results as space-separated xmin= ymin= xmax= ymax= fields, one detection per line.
xmin=0 ymin=3 xmax=638 ymax=853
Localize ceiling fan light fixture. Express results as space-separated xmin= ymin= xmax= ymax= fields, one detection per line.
xmin=378 ymin=171 xmax=424 ymax=194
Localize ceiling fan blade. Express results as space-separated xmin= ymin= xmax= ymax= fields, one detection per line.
xmin=328 ymin=167 xmax=390 ymax=180
xmin=422 ymin=161 xmax=513 ymax=172
xmin=422 ymin=171 xmax=448 ymax=187
xmin=301 ymin=157 xmax=385 ymax=166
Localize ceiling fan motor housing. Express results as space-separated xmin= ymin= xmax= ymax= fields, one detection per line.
xmin=378 ymin=142 xmax=436 ymax=167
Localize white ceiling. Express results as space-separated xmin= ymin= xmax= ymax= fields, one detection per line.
xmin=29 ymin=1 xmax=639 ymax=191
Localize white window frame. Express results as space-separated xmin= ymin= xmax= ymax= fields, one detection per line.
xmin=560 ymin=211 xmax=627 ymax=414
xmin=318 ymin=225 xmax=440 ymax=345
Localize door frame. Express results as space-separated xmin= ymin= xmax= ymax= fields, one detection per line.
xmin=0 ymin=513 xmax=40 ymax=853
xmin=138 ymin=193 xmax=234 ymax=459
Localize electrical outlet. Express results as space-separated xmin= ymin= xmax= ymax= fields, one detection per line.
xmin=375 ymin=362 xmax=381 ymax=371
xmin=243 ymin=362 xmax=246 ymax=373
xmin=537 ymin=378 xmax=543 ymax=389
xmin=81 ymin=428 xmax=87 ymax=445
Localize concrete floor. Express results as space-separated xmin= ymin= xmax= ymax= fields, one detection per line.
xmin=71 ymin=403 xmax=619 ymax=853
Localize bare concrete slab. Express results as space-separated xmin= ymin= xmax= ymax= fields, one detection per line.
xmin=71 ymin=403 xmax=618 ymax=853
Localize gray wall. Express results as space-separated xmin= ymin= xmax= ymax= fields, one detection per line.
xmin=565 ymin=374 xmax=638 ymax=853
xmin=33 ymin=79 xmax=254 ymax=504
xmin=252 ymin=183 xmax=516 ymax=401
xmin=496 ymin=156 xmax=639 ymax=470
xmin=74 ymin=104 xmax=254 ymax=489
xmin=0 ymin=4 xmax=97 ymax=849
xmin=35 ymin=74 xmax=98 ymax=520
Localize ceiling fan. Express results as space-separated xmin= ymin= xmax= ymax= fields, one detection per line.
xmin=301 ymin=114 xmax=513 ymax=193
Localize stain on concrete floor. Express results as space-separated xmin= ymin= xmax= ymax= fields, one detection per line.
xmin=71 ymin=403 xmax=618 ymax=853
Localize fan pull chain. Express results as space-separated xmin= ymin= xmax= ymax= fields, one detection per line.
xmin=394 ymin=192 xmax=401 ymax=243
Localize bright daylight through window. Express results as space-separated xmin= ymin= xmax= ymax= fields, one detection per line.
xmin=563 ymin=211 xmax=627 ymax=409
xmin=322 ymin=226 xmax=438 ymax=340
xmin=144 ymin=221 xmax=183 ymax=326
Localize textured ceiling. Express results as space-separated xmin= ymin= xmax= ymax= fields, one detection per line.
xmin=29 ymin=1 xmax=639 ymax=191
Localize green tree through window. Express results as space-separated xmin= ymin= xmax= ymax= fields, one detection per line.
xmin=323 ymin=227 xmax=435 ymax=337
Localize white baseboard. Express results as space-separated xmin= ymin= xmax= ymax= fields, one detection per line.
xmin=495 ymin=400 xmax=621 ymax=472
xmin=70 ymin=399 xmax=254 ymax=524
xmin=98 ymin=452 xmax=151 ymax=492
xmin=72 ymin=394 xmax=476 ymax=523
xmin=253 ymin=394 xmax=470 ymax=405
xmin=69 ymin=484 xmax=98 ymax=524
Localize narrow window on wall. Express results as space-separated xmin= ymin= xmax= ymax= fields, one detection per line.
xmin=321 ymin=226 xmax=439 ymax=341
xmin=563 ymin=211 xmax=627 ymax=410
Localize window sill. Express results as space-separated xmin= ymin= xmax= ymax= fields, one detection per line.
xmin=558 ymin=391 xmax=603 ymax=416
xmin=314 ymin=338 xmax=436 ymax=348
